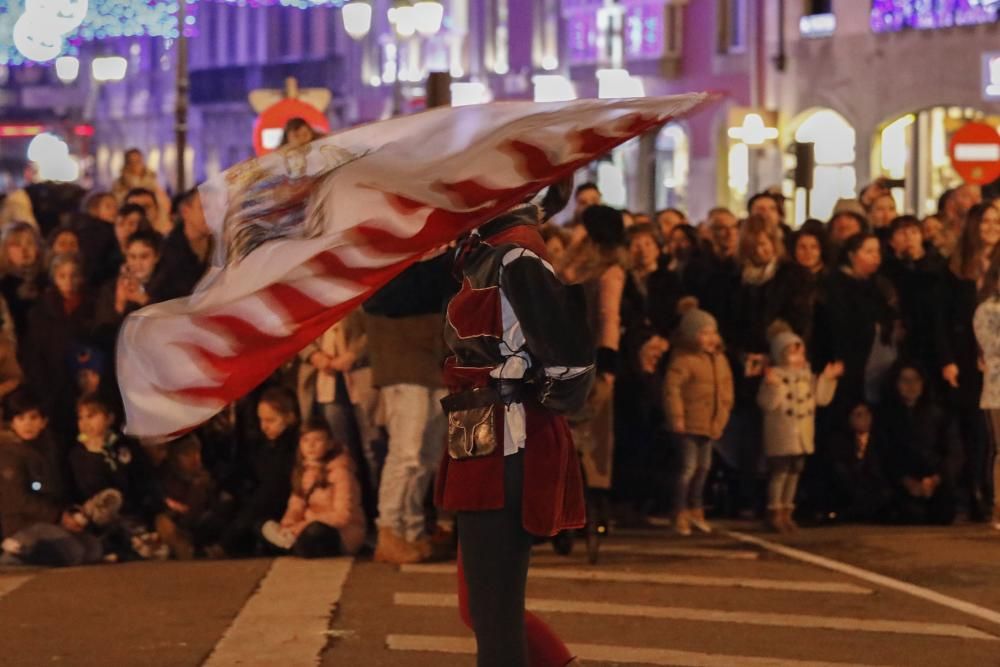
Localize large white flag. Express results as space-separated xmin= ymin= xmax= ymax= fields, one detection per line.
xmin=117 ymin=94 xmax=706 ymax=438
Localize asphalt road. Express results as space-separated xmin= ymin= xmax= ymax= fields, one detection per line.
xmin=1 ymin=521 xmax=999 ymax=666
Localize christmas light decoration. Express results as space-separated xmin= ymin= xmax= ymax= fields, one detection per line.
xmin=342 ymin=1 xmax=372 ymax=40
xmin=0 ymin=0 xmax=348 ymax=65
xmin=55 ymin=54 xmax=80 ymax=82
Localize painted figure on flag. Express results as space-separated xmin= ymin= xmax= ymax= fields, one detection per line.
xmin=220 ymin=143 xmax=371 ymax=265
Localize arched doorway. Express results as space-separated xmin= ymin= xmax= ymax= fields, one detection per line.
xmin=873 ymin=106 xmax=1000 ymax=216
xmin=654 ymin=122 xmax=689 ymax=212
xmin=784 ymin=108 xmax=857 ymax=225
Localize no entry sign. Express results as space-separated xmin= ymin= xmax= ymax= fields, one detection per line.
xmin=949 ymin=121 xmax=1000 ymax=185
xmin=252 ymin=98 xmax=330 ymax=157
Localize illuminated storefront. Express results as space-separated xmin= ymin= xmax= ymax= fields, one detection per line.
xmin=769 ymin=0 xmax=1000 ymax=222
xmin=874 ymin=106 xmax=1000 ymax=215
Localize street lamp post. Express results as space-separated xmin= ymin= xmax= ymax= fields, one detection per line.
xmin=176 ymin=0 xmax=190 ymax=193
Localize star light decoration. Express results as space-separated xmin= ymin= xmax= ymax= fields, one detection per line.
xmin=0 ymin=0 xmax=346 ymax=65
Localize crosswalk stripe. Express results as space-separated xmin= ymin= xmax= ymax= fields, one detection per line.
xmin=394 ymin=592 xmax=996 ymax=641
xmin=385 ymin=633 xmax=890 ymax=667
xmin=399 ymin=563 xmax=872 ymax=594
xmin=728 ymin=530 xmax=1000 ymax=627
xmin=582 ymin=544 xmax=759 ymax=560
xmin=0 ymin=575 xmax=31 ymax=599
xmin=203 ymin=557 xmax=352 ymax=667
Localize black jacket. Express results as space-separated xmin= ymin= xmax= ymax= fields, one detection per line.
xmin=880 ymin=253 xmax=947 ymax=373
xmin=821 ymin=269 xmax=897 ymax=405
xmin=234 ymin=428 xmax=297 ymax=521
xmin=23 ymin=288 xmax=97 ymax=438
xmin=73 ymin=214 xmax=122 ymax=288
xmin=68 ymin=435 xmax=164 ymax=520
xmin=683 ymin=252 xmax=739 ymax=326
xmin=0 ymin=271 xmax=46 ymax=343
xmin=877 ymin=399 xmax=961 ymax=485
xmin=148 ymin=224 xmax=209 ymax=303
xmin=936 ymin=270 xmax=983 ymax=408
xmin=0 ymin=430 xmax=66 ymax=538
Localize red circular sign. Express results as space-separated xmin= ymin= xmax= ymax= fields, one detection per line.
xmin=948 ymin=121 xmax=1000 ymax=185
xmin=252 ymin=98 xmax=330 ymax=157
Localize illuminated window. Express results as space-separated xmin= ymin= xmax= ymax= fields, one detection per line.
xmin=717 ymin=0 xmax=746 ymax=54
xmin=792 ymin=108 xmax=857 ymax=220
xmin=485 ymin=0 xmax=510 ymax=75
xmin=533 ymin=0 xmax=560 ymax=71
xmin=655 ymin=123 xmax=689 ymax=210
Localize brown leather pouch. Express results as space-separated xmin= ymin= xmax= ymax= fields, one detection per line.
xmin=440 ymin=387 xmax=501 ymax=460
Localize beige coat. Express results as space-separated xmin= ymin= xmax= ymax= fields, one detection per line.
xmin=296 ymin=310 xmax=374 ymax=422
xmin=663 ymin=349 xmax=734 ymax=441
xmin=757 ymin=368 xmax=837 ymax=457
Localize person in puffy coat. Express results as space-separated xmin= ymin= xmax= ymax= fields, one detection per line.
xmin=758 ymin=321 xmax=842 ymax=532
xmin=663 ymin=301 xmax=734 ymax=536
xmin=263 ymin=417 xmax=365 ymax=558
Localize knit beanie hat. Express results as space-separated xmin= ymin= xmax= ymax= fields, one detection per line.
xmin=767 ymin=320 xmax=803 ymax=364
xmin=676 ymin=297 xmax=717 ymax=345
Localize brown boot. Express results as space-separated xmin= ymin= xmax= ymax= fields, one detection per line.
xmin=688 ymin=508 xmax=713 ymax=534
xmin=783 ymin=508 xmax=799 ymax=532
xmin=673 ymin=510 xmax=692 ymax=536
xmin=155 ymin=514 xmax=194 ymax=560
xmin=374 ymin=528 xmax=421 ymax=565
xmin=766 ymin=508 xmax=785 ymax=533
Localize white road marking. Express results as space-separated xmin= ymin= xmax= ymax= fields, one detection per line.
xmin=203 ymin=557 xmax=352 ymax=667
xmin=595 ymin=544 xmax=760 ymax=560
xmin=400 ymin=563 xmax=871 ymax=594
xmin=0 ymin=575 xmax=31 ymax=599
xmin=394 ymin=592 xmax=996 ymax=641
xmin=385 ymin=634 xmax=891 ymax=667
xmin=728 ymin=531 xmax=1000 ymax=628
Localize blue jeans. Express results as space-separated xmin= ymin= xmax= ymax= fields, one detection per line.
xmin=674 ymin=434 xmax=713 ymax=513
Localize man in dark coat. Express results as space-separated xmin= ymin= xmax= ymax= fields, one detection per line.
xmin=149 ymin=189 xmax=211 ymax=302
xmin=0 ymin=392 xmax=67 ymax=538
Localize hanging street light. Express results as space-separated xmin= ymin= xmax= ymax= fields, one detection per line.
xmin=91 ymin=55 xmax=127 ymax=82
xmin=413 ymin=1 xmax=444 ymax=36
xmin=55 ymin=55 xmax=80 ymax=83
xmin=393 ymin=5 xmax=416 ymax=37
xmin=342 ymin=1 xmax=373 ymax=40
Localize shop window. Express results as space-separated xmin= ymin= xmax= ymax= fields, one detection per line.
xmin=485 ymin=0 xmax=510 ymax=75
xmin=717 ymin=0 xmax=747 ymax=54
xmin=664 ymin=0 xmax=688 ymax=60
xmin=655 ymin=123 xmax=689 ymax=211
xmin=800 ymin=0 xmax=835 ymax=38
xmin=791 ymin=109 xmax=857 ymax=221
xmin=533 ymin=0 xmax=560 ymax=71
xmin=874 ymin=107 xmax=999 ymax=216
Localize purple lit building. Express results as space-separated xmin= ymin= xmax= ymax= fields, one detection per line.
xmin=2 ymin=0 xmax=766 ymax=219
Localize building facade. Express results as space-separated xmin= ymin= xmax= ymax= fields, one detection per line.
xmin=2 ymin=1 xmax=772 ymax=220
xmin=764 ymin=0 xmax=1000 ymax=222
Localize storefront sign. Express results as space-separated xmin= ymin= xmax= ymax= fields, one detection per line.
xmin=984 ymin=52 xmax=1000 ymax=101
xmin=871 ymin=0 xmax=999 ymax=33
xmin=949 ymin=121 xmax=1000 ymax=185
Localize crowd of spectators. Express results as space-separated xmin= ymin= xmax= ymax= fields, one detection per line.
xmin=0 ymin=143 xmax=998 ymax=567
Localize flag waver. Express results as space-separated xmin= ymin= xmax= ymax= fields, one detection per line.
xmin=117 ymin=94 xmax=707 ymax=438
